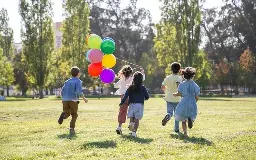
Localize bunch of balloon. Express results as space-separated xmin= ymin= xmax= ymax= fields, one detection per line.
xmin=86 ymin=35 xmax=116 ymax=84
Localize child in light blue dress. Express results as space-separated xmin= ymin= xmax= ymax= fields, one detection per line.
xmin=173 ymin=67 xmax=200 ymax=137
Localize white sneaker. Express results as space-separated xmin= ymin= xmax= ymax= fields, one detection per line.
xmin=116 ymin=127 xmax=122 ymax=135
xmin=131 ymin=132 xmax=137 ymax=137
xmin=128 ymin=122 xmax=134 ymax=131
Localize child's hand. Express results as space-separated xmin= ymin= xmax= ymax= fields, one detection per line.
xmin=140 ymin=68 xmax=144 ymax=74
xmin=173 ymin=93 xmax=178 ymax=97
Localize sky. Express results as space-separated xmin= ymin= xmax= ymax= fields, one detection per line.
xmin=0 ymin=0 xmax=224 ymax=43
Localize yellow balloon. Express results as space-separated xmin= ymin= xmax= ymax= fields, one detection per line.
xmin=102 ymin=54 xmax=116 ymax=68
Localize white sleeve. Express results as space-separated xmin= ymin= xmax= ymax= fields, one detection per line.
xmin=142 ymin=73 xmax=145 ymax=81
xmin=114 ymin=79 xmax=123 ymax=88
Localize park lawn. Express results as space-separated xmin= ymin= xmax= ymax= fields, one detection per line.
xmin=0 ymin=97 xmax=255 ymax=160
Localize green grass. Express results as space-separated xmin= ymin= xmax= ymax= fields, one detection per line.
xmin=0 ymin=97 xmax=255 ymax=160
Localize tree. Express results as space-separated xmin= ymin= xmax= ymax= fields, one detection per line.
xmin=0 ymin=8 xmax=14 ymax=60
xmin=19 ymin=0 xmax=55 ymax=99
xmin=202 ymin=0 xmax=256 ymax=92
xmin=239 ymin=48 xmax=256 ymax=92
xmin=13 ymin=53 xmax=29 ymax=96
xmin=61 ymin=0 xmax=91 ymax=86
xmin=89 ymin=0 xmax=153 ymax=62
xmin=160 ymin=0 xmax=201 ymax=66
xmin=0 ymin=48 xmax=15 ymax=94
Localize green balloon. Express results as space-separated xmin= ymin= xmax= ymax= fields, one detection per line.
xmin=100 ymin=40 xmax=115 ymax=54
xmin=88 ymin=35 xmax=102 ymax=49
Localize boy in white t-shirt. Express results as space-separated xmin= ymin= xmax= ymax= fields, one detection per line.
xmin=161 ymin=62 xmax=183 ymax=133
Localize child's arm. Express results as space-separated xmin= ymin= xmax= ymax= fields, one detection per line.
xmin=173 ymin=92 xmax=182 ymax=97
xmin=114 ymin=79 xmax=122 ymax=88
xmin=76 ymin=81 xmax=88 ymax=103
xmin=195 ymin=96 xmax=199 ymax=102
xmin=161 ymin=77 xmax=167 ymax=91
xmin=143 ymin=86 xmax=149 ymax=100
xmin=119 ymin=90 xmax=129 ymax=106
xmin=141 ymin=69 xmax=146 ymax=81
xmin=161 ymin=86 xmax=166 ymax=91
xmin=173 ymin=82 xmax=183 ymax=97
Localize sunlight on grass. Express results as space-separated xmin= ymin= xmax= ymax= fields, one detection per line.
xmin=0 ymin=97 xmax=255 ymax=159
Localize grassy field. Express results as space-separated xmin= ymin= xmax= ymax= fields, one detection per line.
xmin=0 ymin=97 xmax=255 ymax=160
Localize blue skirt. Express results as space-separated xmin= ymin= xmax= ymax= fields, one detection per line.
xmin=175 ymin=96 xmax=198 ymax=121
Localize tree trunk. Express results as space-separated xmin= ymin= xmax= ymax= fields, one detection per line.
xmin=6 ymin=86 xmax=9 ymax=97
xmin=39 ymin=86 xmax=44 ymax=99
xmin=45 ymin=88 xmax=48 ymax=95
xmin=22 ymin=89 xmax=26 ymax=96
xmin=50 ymin=87 xmax=54 ymax=95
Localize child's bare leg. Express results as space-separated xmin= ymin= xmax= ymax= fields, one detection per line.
xmin=182 ymin=121 xmax=188 ymax=137
xmin=133 ymin=118 xmax=139 ymax=132
xmin=118 ymin=122 xmax=122 ymax=127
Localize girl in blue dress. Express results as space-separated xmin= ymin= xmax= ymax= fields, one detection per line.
xmin=173 ymin=67 xmax=200 ymax=137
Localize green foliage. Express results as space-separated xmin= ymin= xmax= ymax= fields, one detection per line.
xmin=161 ymin=0 xmax=201 ymax=66
xmin=154 ymin=22 xmax=182 ymax=72
xmin=13 ymin=53 xmax=30 ymax=95
xmin=0 ymin=48 xmax=15 ymax=87
xmin=60 ymin=0 xmax=91 ymax=86
xmin=0 ymin=8 xmax=14 ymax=60
xmin=138 ymin=52 xmax=165 ymax=92
xmin=19 ymin=0 xmax=55 ymax=98
xmin=193 ymin=50 xmax=212 ymax=89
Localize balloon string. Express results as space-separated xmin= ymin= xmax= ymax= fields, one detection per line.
xmin=115 ymin=57 xmax=143 ymax=69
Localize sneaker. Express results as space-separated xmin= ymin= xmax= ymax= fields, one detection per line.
xmin=69 ymin=128 xmax=75 ymax=135
xmin=188 ymin=117 xmax=193 ymax=129
xmin=116 ymin=127 xmax=122 ymax=135
xmin=128 ymin=122 xmax=134 ymax=131
xmin=131 ymin=132 xmax=137 ymax=137
xmin=162 ymin=114 xmax=171 ymax=126
xmin=174 ymin=129 xmax=180 ymax=133
xmin=58 ymin=112 xmax=65 ymax=125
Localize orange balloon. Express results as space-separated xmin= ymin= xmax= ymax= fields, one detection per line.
xmin=86 ymin=35 xmax=90 ymax=44
xmin=88 ymin=62 xmax=103 ymax=77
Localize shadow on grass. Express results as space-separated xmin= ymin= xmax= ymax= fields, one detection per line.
xmin=201 ymin=98 xmax=255 ymax=102
xmin=57 ymin=133 xmax=77 ymax=140
xmin=121 ymin=135 xmax=153 ymax=144
xmin=82 ymin=140 xmax=117 ymax=149
xmin=5 ymin=99 xmax=28 ymax=101
xmin=170 ymin=133 xmax=213 ymax=146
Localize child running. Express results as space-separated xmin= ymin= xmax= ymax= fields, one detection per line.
xmin=58 ymin=66 xmax=88 ymax=135
xmin=119 ymin=71 xmax=149 ymax=137
xmin=173 ymin=67 xmax=200 ymax=137
xmin=114 ymin=65 xmax=144 ymax=135
xmin=161 ymin=62 xmax=183 ymax=133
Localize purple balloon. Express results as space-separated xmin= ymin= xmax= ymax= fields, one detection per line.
xmin=100 ymin=69 xmax=115 ymax=84
xmin=88 ymin=49 xmax=103 ymax=63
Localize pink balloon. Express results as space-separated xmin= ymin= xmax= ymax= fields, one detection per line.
xmin=88 ymin=49 xmax=103 ymax=63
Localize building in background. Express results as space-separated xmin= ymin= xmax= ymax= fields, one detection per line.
xmin=55 ymin=22 xmax=62 ymax=49
xmin=14 ymin=42 xmax=22 ymax=54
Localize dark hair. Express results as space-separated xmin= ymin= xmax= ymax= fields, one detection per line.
xmin=71 ymin=66 xmax=80 ymax=77
xmin=120 ymin=65 xmax=133 ymax=79
xmin=171 ymin=62 xmax=181 ymax=74
xmin=128 ymin=71 xmax=143 ymax=93
xmin=183 ymin=67 xmax=196 ymax=80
